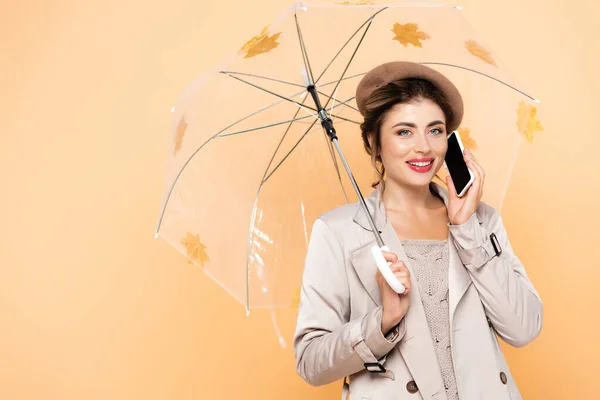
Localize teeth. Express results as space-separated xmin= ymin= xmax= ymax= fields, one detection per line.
xmin=408 ymin=161 xmax=432 ymax=167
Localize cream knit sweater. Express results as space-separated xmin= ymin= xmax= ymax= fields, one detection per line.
xmin=401 ymin=239 xmax=459 ymax=400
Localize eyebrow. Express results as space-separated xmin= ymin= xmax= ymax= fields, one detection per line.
xmin=392 ymin=120 xmax=445 ymax=129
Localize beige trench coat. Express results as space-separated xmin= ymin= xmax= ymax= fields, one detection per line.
xmin=293 ymin=182 xmax=543 ymax=400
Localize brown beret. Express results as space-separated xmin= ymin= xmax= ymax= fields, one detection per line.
xmin=355 ymin=61 xmax=464 ymax=132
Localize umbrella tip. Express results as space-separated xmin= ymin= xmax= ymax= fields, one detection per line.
xmin=246 ymin=308 xmax=250 ymax=317
xmin=534 ymin=98 xmax=541 ymax=104
xmin=171 ymin=106 xmax=175 ymax=112
xmin=154 ymin=232 xmax=159 ymax=239
xmin=455 ymin=5 xmax=463 ymax=10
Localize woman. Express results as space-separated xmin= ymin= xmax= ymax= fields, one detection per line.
xmin=293 ymin=61 xmax=543 ymax=400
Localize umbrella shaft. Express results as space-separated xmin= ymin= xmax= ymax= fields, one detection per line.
xmin=331 ymin=138 xmax=385 ymax=249
xmin=307 ymin=84 xmax=384 ymax=248
xmin=307 ymin=85 xmax=337 ymax=140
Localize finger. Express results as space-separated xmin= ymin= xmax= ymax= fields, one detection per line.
xmin=467 ymin=156 xmax=483 ymax=181
xmin=464 ymin=148 xmax=477 ymax=162
xmin=401 ymin=276 xmax=411 ymax=290
xmin=466 ymin=158 xmax=481 ymax=190
xmin=465 ymin=150 xmax=485 ymax=182
xmin=389 ymin=261 xmax=406 ymax=271
xmin=393 ymin=269 xmax=410 ymax=279
xmin=469 ymin=155 xmax=485 ymax=188
xmin=399 ymin=276 xmax=411 ymax=294
xmin=466 ymin=158 xmax=484 ymax=198
xmin=392 ymin=263 xmax=410 ymax=275
xmin=381 ymin=251 xmax=398 ymax=263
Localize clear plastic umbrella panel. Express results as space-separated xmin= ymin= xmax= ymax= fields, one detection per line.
xmin=155 ymin=0 xmax=542 ymax=347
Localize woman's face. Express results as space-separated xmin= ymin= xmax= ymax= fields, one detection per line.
xmin=377 ymin=98 xmax=448 ymax=189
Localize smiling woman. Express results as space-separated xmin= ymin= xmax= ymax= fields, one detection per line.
xmin=293 ymin=61 xmax=542 ymax=400
xmin=359 ymin=78 xmax=454 ymax=192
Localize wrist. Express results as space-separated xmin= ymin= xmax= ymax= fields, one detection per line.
xmin=381 ymin=310 xmax=400 ymax=335
xmin=450 ymin=213 xmax=474 ymax=226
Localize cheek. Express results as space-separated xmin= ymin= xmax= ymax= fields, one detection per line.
xmin=380 ymin=136 xmax=412 ymax=157
xmin=435 ymin=139 xmax=448 ymax=155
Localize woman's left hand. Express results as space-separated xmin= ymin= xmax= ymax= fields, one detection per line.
xmin=445 ymin=148 xmax=485 ymax=225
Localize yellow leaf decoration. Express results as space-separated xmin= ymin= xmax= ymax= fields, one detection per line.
xmin=338 ymin=0 xmax=375 ymax=4
xmin=181 ymin=232 xmax=209 ymax=267
xmin=238 ymin=25 xmax=281 ymax=59
xmin=465 ymin=40 xmax=497 ymax=66
xmin=291 ymin=288 xmax=301 ymax=308
xmin=457 ymin=127 xmax=478 ymax=152
xmin=174 ymin=115 xmax=187 ymax=155
xmin=391 ymin=23 xmax=431 ymax=48
xmin=516 ymin=101 xmax=543 ymax=143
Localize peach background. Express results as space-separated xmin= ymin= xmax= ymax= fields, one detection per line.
xmin=1 ymin=0 xmax=598 ymax=399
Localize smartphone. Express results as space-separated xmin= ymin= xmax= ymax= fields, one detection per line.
xmin=444 ymin=130 xmax=475 ymax=197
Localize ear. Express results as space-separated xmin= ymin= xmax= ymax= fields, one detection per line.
xmin=367 ymin=131 xmax=376 ymax=155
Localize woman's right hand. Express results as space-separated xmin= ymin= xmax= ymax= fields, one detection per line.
xmin=376 ymin=250 xmax=411 ymax=335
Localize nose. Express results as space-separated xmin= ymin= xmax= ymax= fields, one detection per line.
xmin=414 ymin=132 xmax=431 ymax=154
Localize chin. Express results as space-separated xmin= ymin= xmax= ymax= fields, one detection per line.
xmin=389 ymin=175 xmax=432 ymax=188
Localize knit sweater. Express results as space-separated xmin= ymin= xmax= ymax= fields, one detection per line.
xmin=400 ymin=238 xmax=459 ymax=400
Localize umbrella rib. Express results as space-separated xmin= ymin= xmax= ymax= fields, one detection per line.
xmin=262 ymin=119 xmax=319 ymax=184
xmin=159 ymin=90 xmax=356 ymax=234
xmin=261 ymin=95 xmax=357 ymax=183
xmin=221 ymin=71 xmax=306 ymax=88
xmin=221 ymin=72 xmax=357 ymax=124
xmin=323 ymin=129 xmax=350 ymax=204
xmin=329 ymin=86 xmax=339 ymax=117
xmin=245 ymin=95 xmax=315 ymax=312
xmin=329 ymin=113 xmax=360 ymax=125
xmin=217 ymin=115 xmax=316 ymax=138
xmin=222 ymin=73 xmax=319 ymax=115
xmin=421 ymin=62 xmax=538 ymax=101
xmin=295 ymin=13 xmax=316 ymax=85
xmin=155 ymin=92 xmax=309 ymax=235
xmin=320 ymin=72 xmax=366 ymax=88
xmin=328 ymin=94 xmax=359 ymax=112
xmin=259 ymin=102 xmax=311 ymax=183
xmin=327 ymin=90 xmax=360 ymax=125
xmin=322 ymin=12 xmax=380 ymax=111
xmin=315 ymin=7 xmax=388 ymax=84
xmin=157 ymin=74 xmax=366 ymax=237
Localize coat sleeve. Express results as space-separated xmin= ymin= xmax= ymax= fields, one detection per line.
xmin=293 ymin=218 xmax=405 ymax=386
xmin=448 ymin=203 xmax=543 ymax=348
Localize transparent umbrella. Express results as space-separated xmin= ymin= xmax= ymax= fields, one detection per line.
xmin=154 ymin=0 xmax=543 ymax=346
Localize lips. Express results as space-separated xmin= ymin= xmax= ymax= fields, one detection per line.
xmin=406 ymin=158 xmax=434 ymax=173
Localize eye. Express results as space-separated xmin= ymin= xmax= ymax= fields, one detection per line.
xmin=397 ymin=130 xmax=412 ymax=136
xmin=430 ymin=128 xmax=444 ymax=135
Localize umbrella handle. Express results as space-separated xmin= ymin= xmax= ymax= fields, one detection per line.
xmin=370 ymin=245 xmax=406 ymax=295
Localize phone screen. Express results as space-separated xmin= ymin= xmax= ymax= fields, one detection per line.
xmin=445 ymin=133 xmax=471 ymax=194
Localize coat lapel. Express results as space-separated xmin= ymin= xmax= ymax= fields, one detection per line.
xmin=432 ymin=185 xmax=473 ymax=322
xmin=349 ymin=186 xmax=387 ymax=307
xmin=380 ymin=218 xmax=446 ymax=399
xmin=349 ymin=182 xmax=474 ymax=398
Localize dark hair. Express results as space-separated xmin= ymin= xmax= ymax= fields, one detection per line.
xmin=359 ymin=78 xmax=454 ymax=192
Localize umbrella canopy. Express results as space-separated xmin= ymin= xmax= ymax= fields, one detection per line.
xmin=155 ymin=0 xmax=542 ymax=325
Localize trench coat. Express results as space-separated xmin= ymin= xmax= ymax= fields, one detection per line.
xmin=293 ymin=181 xmax=543 ymax=400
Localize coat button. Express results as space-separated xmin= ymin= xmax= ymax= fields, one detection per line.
xmin=500 ymin=372 xmax=507 ymax=384
xmin=406 ymin=380 xmax=419 ymax=394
